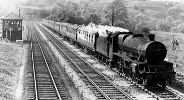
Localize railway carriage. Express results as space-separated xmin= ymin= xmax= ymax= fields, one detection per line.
xmin=77 ymin=25 xmax=97 ymax=51
xmin=55 ymin=22 xmax=61 ymax=32
xmin=65 ymin=24 xmax=79 ymax=43
xmin=48 ymin=20 xmax=54 ymax=28
xmin=59 ymin=23 xmax=68 ymax=36
xmin=59 ymin=23 xmax=67 ymax=31
xmin=42 ymin=19 xmax=48 ymax=26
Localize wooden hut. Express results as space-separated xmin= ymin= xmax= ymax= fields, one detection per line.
xmin=2 ymin=12 xmax=23 ymax=41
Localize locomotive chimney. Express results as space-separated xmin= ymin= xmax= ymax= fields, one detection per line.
xmin=148 ymin=34 xmax=155 ymax=41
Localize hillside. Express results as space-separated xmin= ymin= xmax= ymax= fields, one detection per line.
xmin=0 ymin=40 xmax=27 ymax=100
xmin=22 ymin=0 xmax=58 ymax=7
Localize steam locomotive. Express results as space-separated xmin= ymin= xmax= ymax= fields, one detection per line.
xmin=42 ymin=19 xmax=176 ymax=88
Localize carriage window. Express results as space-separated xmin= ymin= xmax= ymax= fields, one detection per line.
xmin=89 ymin=35 xmax=91 ymax=42
xmin=88 ymin=34 xmax=90 ymax=41
xmin=91 ymin=35 xmax=93 ymax=42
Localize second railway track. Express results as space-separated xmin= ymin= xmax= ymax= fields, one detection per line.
xmin=26 ymin=24 xmax=71 ymax=100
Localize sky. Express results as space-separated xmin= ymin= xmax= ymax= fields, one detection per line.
xmin=0 ymin=0 xmax=27 ymax=16
xmin=151 ymin=0 xmax=182 ymax=1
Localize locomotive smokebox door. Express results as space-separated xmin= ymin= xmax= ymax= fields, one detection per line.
xmin=2 ymin=12 xmax=23 ymax=41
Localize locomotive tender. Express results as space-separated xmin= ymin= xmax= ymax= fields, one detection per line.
xmin=42 ymin=19 xmax=176 ymax=88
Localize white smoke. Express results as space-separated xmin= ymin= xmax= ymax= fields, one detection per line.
xmin=0 ymin=0 xmax=27 ymax=16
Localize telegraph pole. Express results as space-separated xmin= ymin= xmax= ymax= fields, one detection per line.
xmin=19 ymin=9 xmax=21 ymax=18
xmin=111 ymin=0 xmax=115 ymax=26
xmin=52 ymin=9 xmax=53 ymax=20
xmin=111 ymin=5 xmax=114 ymax=26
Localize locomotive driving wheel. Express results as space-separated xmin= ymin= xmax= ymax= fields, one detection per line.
xmin=143 ymin=78 xmax=148 ymax=87
xmin=131 ymin=73 xmax=139 ymax=83
xmin=160 ymin=80 xmax=166 ymax=89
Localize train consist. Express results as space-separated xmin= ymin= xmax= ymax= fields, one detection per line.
xmin=42 ymin=19 xmax=176 ymax=88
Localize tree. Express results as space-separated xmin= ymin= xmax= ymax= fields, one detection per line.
xmin=167 ymin=4 xmax=184 ymax=19
xmin=166 ymin=2 xmax=174 ymax=8
xmin=171 ymin=23 xmax=184 ymax=33
xmin=135 ymin=13 xmax=149 ymax=23
xmin=45 ymin=1 xmax=87 ymax=25
xmin=176 ymin=23 xmax=184 ymax=33
xmin=134 ymin=6 xmax=139 ymax=10
xmin=171 ymin=27 xmax=179 ymax=33
xmin=101 ymin=18 xmax=111 ymax=26
xmin=134 ymin=13 xmax=155 ymax=31
xmin=114 ymin=20 xmax=126 ymax=27
xmin=135 ymin=21 xmax=149 ymax=31
xmin=103 ymin=0 xmax=129 ymax=27
xmin=166 ymin=16 xmax=174 ymax=22
xmin=141 ymin=27 xmax=151 ymax=33
xmin=170 ymin=19 xmax=183 ymax=27
xmin=178 ymin=13 xmax=184 ymax=21
xmin=128 ymin=9 xmax=140 ymax=30
xmin=86 ymin=13 xmax=101 ymax=24
xmin=152 ymin=11 xmax=166 ymax=19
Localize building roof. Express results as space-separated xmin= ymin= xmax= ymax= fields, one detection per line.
xmin=2 ymin=12 xmax=23 ymax=20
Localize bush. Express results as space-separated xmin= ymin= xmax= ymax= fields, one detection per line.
xmin=101 ymin=18 xmax=111 ymax=26
xmin=114 ymin=20 xmax=128 ymax=28
xmin=167 ymin=4 xmax=184 ymax=19
xmin=141 ymin=27 xmax=151 ymax=33
xmin=170 ymin=23 xmax=184 ymax=33
xmin=156 ymin=20 xmax=171 ymax=32
xmin=171 ymin=27 xmax=179 ymax=33
xmin=177 ymin=23 xmax=184 ymax=33
xmin=86 ymin=13 xmax=101 ymax=25
xmin=170 ymin=20 xmax=183 ymax=27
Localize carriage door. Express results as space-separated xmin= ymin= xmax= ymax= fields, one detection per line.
xmin=109 ymin=33 xmax=120 ymax=59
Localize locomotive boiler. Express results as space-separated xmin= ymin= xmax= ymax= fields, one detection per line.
xmin=118 ymin=33 xmax=167 ymax=63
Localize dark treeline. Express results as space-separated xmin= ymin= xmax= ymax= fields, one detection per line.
xmin=45 ymin=0 xmax=130 ymax=29
xmin=26 ymin=0 xmax=184 ymax=33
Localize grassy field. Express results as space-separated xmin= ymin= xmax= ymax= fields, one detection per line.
xmin=152 ymin=31 xmax=184 ymax=74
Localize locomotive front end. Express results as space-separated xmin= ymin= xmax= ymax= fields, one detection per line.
xmin=117 ymin=33 xmax=175 ymax=88
xmin=139 ymin=41 xmax=167 ymax=63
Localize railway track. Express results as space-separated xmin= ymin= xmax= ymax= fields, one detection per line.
xmin=35 ymin=23 xmax=135 ymax=100
xmin=38 ymin=23 xmax=184 ymax=100
xmin=26 ymin=24 xmax=71 ymax=100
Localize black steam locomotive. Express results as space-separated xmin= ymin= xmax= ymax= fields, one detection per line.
xmin=42 ymin=20 xmax=176 ymax=88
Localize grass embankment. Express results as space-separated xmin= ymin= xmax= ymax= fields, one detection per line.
xmin=0 ymin=39 xmax=26 ymax=100
xmin=152 ymin=31 xmax=184 ymax=74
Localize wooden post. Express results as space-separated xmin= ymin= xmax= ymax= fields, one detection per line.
xmin=9 ymin=28 xmax=13 ymax=40
xmin=6 ymin=29 xmax=7 ymax=39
